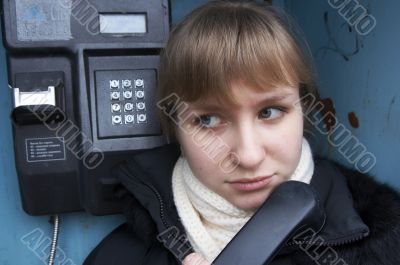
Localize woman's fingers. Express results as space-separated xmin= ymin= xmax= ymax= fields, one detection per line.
xmin=182 ymin=253 xmax=210 ymax=265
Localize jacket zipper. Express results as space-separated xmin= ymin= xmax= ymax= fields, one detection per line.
xmin=285 ymin=229 xmax=368 ymax=247
xmin=120 ymin=165 xmax=172 ymax=230
xmin=120 ymin=165 xmax=192 ymax=263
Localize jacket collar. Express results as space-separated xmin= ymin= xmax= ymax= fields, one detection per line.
xmin=117 ymin=144 xmax=369 ymax=252
xmin=308 ymin=159 xmax=369 ymax=245
xmin=116 ymin=144 xmax=191 ymax=261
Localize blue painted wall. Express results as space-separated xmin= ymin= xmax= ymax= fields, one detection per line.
xmin=1 ymin=1 xmax=399 ymax=265
xmin=285 ymin=0 xmax=400 ymax=189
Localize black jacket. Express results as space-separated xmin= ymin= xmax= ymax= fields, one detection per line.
xmin=84 ymin=144 xmax=400 ymax=265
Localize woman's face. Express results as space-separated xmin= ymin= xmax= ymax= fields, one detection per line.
xmin=176 ymin=81 xmax=304 ymax=211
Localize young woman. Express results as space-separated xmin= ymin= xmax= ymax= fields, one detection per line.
xmin=84 ymin=1 xmax=400 ymax=264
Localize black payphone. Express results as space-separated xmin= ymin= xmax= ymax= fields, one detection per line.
xmin=1 ymin=0 xmax=169 ymax=215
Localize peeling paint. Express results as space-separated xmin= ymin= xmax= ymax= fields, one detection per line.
xmin=320 ymin=97 xmax=336 ymax=131
xmin=348 ymin=111 xmax=359 ymax=128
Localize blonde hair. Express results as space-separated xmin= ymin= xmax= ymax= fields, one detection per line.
xmin=158 ymin=0 xmax=318 ymax=139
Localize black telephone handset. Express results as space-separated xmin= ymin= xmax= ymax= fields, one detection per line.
xmin=212 ymin=181 xmax=325 ymax=265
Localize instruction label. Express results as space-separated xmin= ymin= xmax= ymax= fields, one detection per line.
xmin=26 ymin=137 xmax=66 ymax=162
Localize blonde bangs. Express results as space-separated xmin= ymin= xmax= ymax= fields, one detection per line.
xmin=158 ymin=1 xmax=318 ymax=139
xmin=159 ymin=2 xmax=309 ymax=106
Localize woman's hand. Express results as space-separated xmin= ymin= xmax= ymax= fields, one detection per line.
xmin=182 ymin=253 xmax=210 ymax=265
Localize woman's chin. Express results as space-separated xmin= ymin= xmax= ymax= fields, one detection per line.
xmin=232 ymin=192 xmax=273 ymax=211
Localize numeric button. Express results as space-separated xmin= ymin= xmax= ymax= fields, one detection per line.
xmin=111 ymin=103 xmax=121 ymax=112
xmin=122 ymin=80 xmax=132 ymax=89
xmin=134 ymin=79 xmax=144 ymax=88
xmin=135 ymin=90 xmax=145 ymax=99
xmin=123 ymin=91 xmax=133 ymax=99
xmin=110 ymin=91 xmax=120 ymax=100
xmin=136 ymin=102 xmax=146 ymax=111
xmin=124 ymin=103 xmax=134 ymax=112
xmin=125 ymin=115 xmax=135 ymax=124
xmin=110 ymin=80 xmax=120 ymax=89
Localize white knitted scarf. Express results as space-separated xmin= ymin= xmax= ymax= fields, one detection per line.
xmin=172 ymin=138 xmax=314 ymax=262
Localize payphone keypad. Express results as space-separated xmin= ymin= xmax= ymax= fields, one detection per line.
xmin=95 ymin=70 xmax=161 ymax=138
xmin=108 ymin=78 xmax=146 ymax=125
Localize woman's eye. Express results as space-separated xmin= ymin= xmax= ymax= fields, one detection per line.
xmin=258 ymin=107 xmax=284 ymax=120
xmin=195 ymin=115 xmax=222 ymax=128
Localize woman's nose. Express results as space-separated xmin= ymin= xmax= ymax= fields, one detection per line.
xmin=232 ymin=124 xmax=265 ymax=170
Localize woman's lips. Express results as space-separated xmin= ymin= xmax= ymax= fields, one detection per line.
xmin=228 ymin=176 xmax=273 ymax=191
